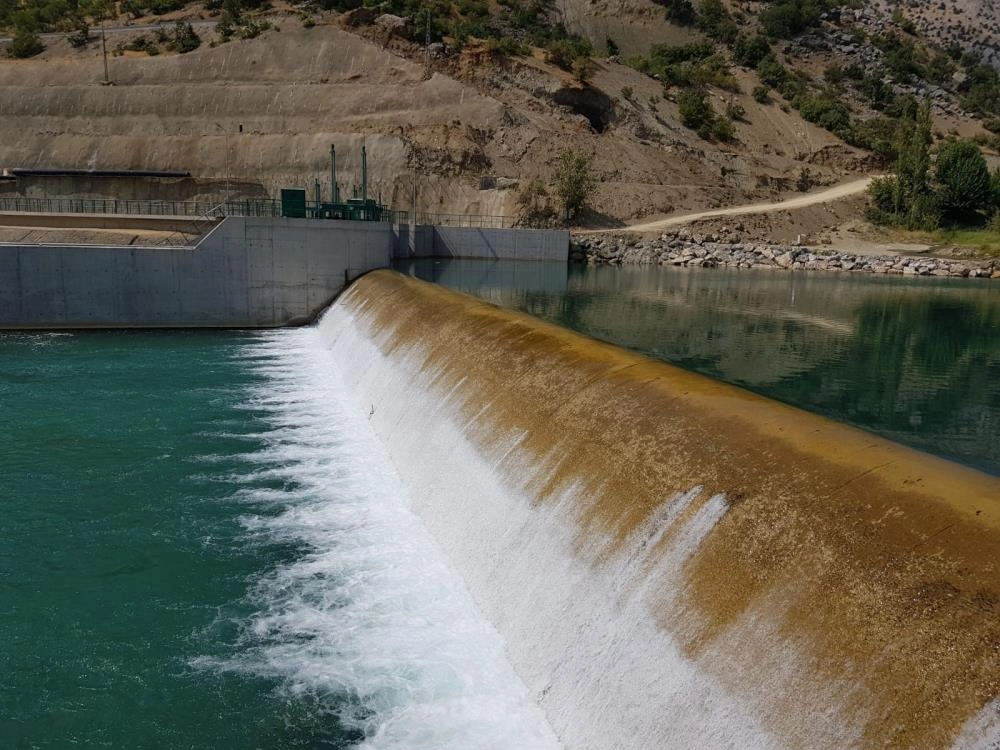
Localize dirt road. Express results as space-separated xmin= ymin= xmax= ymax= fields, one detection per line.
xmin=590 ymin=176 xmax=877 ymax=234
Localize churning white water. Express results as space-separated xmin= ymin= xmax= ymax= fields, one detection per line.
xmin=318 ymin=303 xmax=789 ymax=750
xmin=198 ymin=327 xmax=559 ymax=750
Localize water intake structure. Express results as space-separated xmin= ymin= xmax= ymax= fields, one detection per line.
xmin=313 ymin=270 xmax=998 ymax=748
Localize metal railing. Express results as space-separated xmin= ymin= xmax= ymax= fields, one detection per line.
xmin=0 ymin=196 xmax=282 ymax=218
xmin=0 ymin=196 xmax=519 ymax=228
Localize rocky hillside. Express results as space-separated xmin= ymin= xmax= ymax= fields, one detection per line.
xmin=0 ymin=0 xmax=996 ymax=227
xmin=869 ymin=0 xmax=1000 ymax=69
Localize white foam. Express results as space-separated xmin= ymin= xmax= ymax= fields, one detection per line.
xmin=952 ymin=700 xmax=1000 ymax=750
xmin=195 ymin=328 xmax=560 ymax=750
xmin=318 ymin=305 xmax=787 ymax=749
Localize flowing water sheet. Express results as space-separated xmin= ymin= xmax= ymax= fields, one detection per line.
xmin=193 ymin=328 xmax=559 ymax=750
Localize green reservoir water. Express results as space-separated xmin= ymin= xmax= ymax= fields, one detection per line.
xmin=0 ymin=331 xmax=357 ymax=748
xmin=1 ymin=330 xmax=554 ymax=749
xmin=3 ymin=261 xmax=998 ymax=748
xmin=401 ymin=259 xmax=1000 ymax=475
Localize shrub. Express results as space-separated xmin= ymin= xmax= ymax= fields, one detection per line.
xmin=486 ymin=36 xmax=528 ymax=57
xmin=759 ymin=0 xmax=829 ymax=39
xmin=756 ymin=56 xmax=788 ymax=89
xmin=858 ymin=73 xmax=893 ymax=110
xmin=678 ymin=88 xmax=714 ymax=131
xmin=620 ymin=85 xmax=634 ymax=101
xmin=125 ymin=34 xmax=158 ymax=53
xmin=545 ymin=38 xmax=591 ymax=71
xmin=571 ymin=55 xmax=591 ymax=83
xmin=725 ymin=100 xmax=746 ymax=121
xmin=795 ymin=95 xmax=851 ymax=134
xmin=657 ymin=0 xmax=696 ymax=25
xmin=732 ymin=33 xmax=770 ymax=68
xmin=553 ymin=150 xmax=596 ymax=221
xmin=867 ymin=175 xmax=900 ymax=216
xmin=169 ymin=21 xmax=201 ymax=53
xmin=752 ymin=85 xmax=771 ymax=104
xmin=516 ymin=179 xmax=557 ymax=227
xmin=8 ymin=30 xmax=45 ymax=58
xmin=711 ymin=116 xmax=735 ymax=141
xmin=68 ymin=23 xmax=93 ymax=48
xmin=824 ymin=64 xmax=846 ymax=85
xmin=935 ymin=140 xmax=992 ymax=217
xmin=677 ymin=89 xmax=734 ymax=140
xmin=697 ymin=0 xmax=737 ymax=43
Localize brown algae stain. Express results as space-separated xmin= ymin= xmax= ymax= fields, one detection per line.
xmin=342 ymin=270 xmax=1000 ymax=748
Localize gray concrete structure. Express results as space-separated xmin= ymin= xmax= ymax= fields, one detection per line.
xmin=393 ymin=225 xmax=569 ymax=262
xmin=0 ymin=217 xmax=392 ymax=328
xmin=0 ymin=217 xmax=568 ymax=328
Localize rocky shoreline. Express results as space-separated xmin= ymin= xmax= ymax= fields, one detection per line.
xmin=571 ymin=232 xmax=999 ymax=279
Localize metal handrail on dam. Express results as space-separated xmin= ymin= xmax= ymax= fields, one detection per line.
xmin=0 ymin=196 xmax=519 ymax=228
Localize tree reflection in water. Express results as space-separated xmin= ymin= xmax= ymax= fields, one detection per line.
xmin=400 ymin=259 xmax=1000 ymax=475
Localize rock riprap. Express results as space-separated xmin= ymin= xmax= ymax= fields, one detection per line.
xmin=571 ymin=232 xmax=999 ymax=279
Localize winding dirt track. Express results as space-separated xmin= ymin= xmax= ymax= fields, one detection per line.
xmin=588 ymin=176 xmax=877 ymax=234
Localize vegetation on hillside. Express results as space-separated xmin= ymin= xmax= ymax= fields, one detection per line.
xmin=515 ymin=149 xmax=595 ymax=226
xmin=867 ymin=103 xmax=1000 ymax=232
xmin=621 ymin=0 xmax=1000 ymax=151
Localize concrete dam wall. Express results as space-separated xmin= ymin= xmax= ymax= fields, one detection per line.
xmin=320 ymin=270 xmax=1000 ymax=749
xmin=0 ymin=217 xmax=392 ymax=328
xmin=0 ymin=219 xmax=568 ymax=328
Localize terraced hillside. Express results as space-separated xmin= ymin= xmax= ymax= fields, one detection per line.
xmin=0 ymin=13 xmax=864 ymax=224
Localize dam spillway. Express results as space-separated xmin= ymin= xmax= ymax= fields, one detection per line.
xmin=317 ymin=269 xmax=1000 ymax=749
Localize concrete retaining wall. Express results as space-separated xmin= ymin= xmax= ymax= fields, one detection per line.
xmin=394 ymin=225 xmax=569 ymax=262
xmin=0 ymin=217 xmax=392 ymax=328
xmin=0 ymin=217 xmax=568 ymax=328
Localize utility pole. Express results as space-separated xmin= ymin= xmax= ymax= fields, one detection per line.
xmin=424 ymin=11 xmax=431 ymax=76
xmin=100 ymin=19 xmax=110 ymax=85
xmin=215 ymin=123 xmax=231 ymax=210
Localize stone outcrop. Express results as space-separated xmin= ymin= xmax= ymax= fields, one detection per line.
xmin=571 ymin=232 xmax=998 ymax=279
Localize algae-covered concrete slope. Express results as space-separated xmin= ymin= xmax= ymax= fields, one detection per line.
xmin=0 ymin=19 xmax=863 ymax=224
xmin=323 ymin=269 xmax=1000 ymax=749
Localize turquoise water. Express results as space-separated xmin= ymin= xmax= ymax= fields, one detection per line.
xmin=0 ymin=331 xmax=356 ymax=748
xmin=401 ymin=259 xmax=1000 ymax=475
xmin=3 ymin=263 xmax=998 ymax=747
xmin=1 ymin=329 xmax=554 ymax=749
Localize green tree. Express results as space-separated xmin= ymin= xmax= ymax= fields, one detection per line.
xmin=895 ymin=103 xmax=932 ymax=210
xmin=516 ymin=179 xmax=557 ymax=227
xmin=935 ymin=140 xmax=992 ymax=218
xmin=866 ymin=102 xmax=939 ymax=230
xmin=732 ymin=34 xmax=770 ymax=68
xmin=8 ymin=29 xmax=44 ymax=58
xmin=677 ymin=89 xmax=732 ymax=140
xmin=168 ymin=21 xmax=201 ymax=53
xmin=659 ymin=0 xmax=696 ymax=25
xmin=696 ymin=0 xmax=737 ymax=42
xmin=678 ymin=89 xmax=713 ymax=130
xmin=553 ymin=150 xmax=595 ymax=221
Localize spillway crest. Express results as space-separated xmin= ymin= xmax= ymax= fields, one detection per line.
xmin=320 ymin=270 xmax=1000 ymax=749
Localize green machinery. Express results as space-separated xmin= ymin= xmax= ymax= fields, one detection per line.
xmin=280 ymin=144 xmax=390 ymax=222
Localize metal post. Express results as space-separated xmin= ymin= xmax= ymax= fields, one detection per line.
xmin=330 ymin=144 xmax=339 ymax=203
xmin=361 ymin=143 xmax=368 ymax=205
xmin=100 ymin=20 xmax=110 ymax=85
xmin=215 ymin=123 xmax=231 ymax=210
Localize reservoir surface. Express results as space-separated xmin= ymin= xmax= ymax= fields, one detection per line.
xmin=402 ymin=259 xmax=1000 ymax=476
xmin=0 ymin=329 xmax=554 ymax=749
xmin=3 ymin=261 xmax=997 ymax=748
